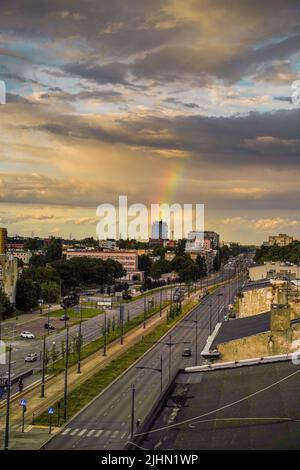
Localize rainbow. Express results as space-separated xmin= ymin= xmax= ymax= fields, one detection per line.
xmin=157 ymin=160 xmax=185 ymax=204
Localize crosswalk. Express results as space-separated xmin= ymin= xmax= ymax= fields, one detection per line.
xmin=61 ymin=427 xmax=130 ymax=440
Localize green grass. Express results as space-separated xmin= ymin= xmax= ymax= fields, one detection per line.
xmin=48 ymin=307 xmax=103 ymax=320
xmin=45 ymin=300 xmax=170 ymax=375
xmin=34 ymin=298 xmax=197 ymax=426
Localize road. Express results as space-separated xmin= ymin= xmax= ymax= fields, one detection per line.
xmin=44 ymin=275 xmax=244 ymax=450
xmin=0 ymin=271 xmax=230 ymax=387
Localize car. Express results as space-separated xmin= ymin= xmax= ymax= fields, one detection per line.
xmin=20 ymin=331 xmax=35 ymax=339
xmin=44 ymin=323 xmax=55 ymax=330
xmin=182 ymin=347 xmax=192 ymax=357
xmin=25 ymin=352 xmax=38 ymax=363
xmin=60 ymin=315 xmax=70 ymax=321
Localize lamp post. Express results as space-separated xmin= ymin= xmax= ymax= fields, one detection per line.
xmin=136 ymin=355 xmax=163 ymax=394
xmin=4 ymin=345 xmax=12 ymax=451
xmin=40 ymin=335 xmax=46 ymax=398
xmin=63 ymin=327 xmax=69 ymax=421
xmin=131 ymin=384 xmax=135 ymax=439
xmin=120 ymin=304 xmax=124 ymax=345
xmin=103 ymin=309 xmax=107 ymax=356
xmin=150 ymin=335 xmax=191 ymax=381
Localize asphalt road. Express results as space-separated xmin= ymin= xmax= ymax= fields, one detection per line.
xmin=44 ymin=275 xmax=243 ymax=450
xmin=0 ymin=271 xmax=229 ymax=387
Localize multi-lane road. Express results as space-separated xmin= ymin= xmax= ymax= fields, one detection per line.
xmin=0 ymin=271 xmax=230 ymax=386
xmin=44 ymin=275 xmax=244 ymax=450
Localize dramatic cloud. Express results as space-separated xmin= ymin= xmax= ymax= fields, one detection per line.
xmin=0 ymin=0 xmax=300 ymax=242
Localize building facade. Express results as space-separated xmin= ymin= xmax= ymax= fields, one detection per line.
xmin=151 ymin=220 xmax=168 ymax=240
xmin=249 ymin=262 xmax=299 ymax=281
xmin=64 ymin=249 xmax=142 ymax=281
xmin=0 ymin=228 xmax=7 ymax=254
xmin=0 ymin=254 xmax=18 ymax=303
xmin=268 ymin=233 xmax=293 ymax=246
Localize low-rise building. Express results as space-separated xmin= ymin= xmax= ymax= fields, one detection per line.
xmin=64 ymin=249 xmax=143 ymax=281
xmin=10 ymin=250 xmax=32 ymax=265
xmin=268 ymin=233 xmax=293 ymax=246
xmin=0 ymin=228 xmax=7 ymax=254
xmin=249 ymin=261 xmax=299 ymax=281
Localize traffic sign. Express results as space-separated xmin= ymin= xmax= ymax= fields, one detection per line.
xmin=20 ymin=399 xmax=27 ymax=407
xmin=48 ymin=407 xmax=55 ymax=415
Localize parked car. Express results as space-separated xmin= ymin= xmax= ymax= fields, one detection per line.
xmin=20 ymin=331 xmax=35 ymax=339
xmin=25 ymin=352 xmax=38 ymax=363
xmin=182 ymin=347 xmax=192 ymax=357
xmin=44 ymin=323 xmax=55 ymax=330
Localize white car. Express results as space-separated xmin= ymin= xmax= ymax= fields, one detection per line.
xmin=20 ymin=331 xmax=35 ymax=339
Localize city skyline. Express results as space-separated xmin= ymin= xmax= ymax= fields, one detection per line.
xmin=1 ymin=1 xmax=300 ymax=243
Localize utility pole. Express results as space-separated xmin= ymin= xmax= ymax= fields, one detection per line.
xmin=195 ymin=317 xmax=198 ymax=366
xmin=120 ymin=305 xmax=124 ymax=345
xmin=40 ymin=335 xmax=46 ymax=398
xmin=143 ymin=296 xmax=147 ymax=329
xmin=136 ymin=355 xmax=163 ymax=395
xmin=103 ymin=309 xmax=107 ymax=356
xmin=159 ymin=290 xmax=162 ymax=317
xmin=63 ymin=327 xmax=69 ymax=421
xmin=77 ymin=305 xmax=82 ymax=374
xmin=209 ymin=302 xmax=212 ymax=335
xmin=4 ymin=345 xmax=12 ymax=451
xmin=130 ymin=384 xmax=135 ymax=439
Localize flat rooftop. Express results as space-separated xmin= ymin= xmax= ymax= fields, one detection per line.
xmin=213 ymin=311 xmax=270 ymax=347
xmin=138 ymin=361 xmax=300 ymax=450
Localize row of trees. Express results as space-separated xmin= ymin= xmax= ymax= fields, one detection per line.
xmin=16 ymin=256 xmax=126 ymax=312
xmin=255 ymin=241 xmax=300 ymax=264
xmin=139 ymin=251 xmax=208 ymax=284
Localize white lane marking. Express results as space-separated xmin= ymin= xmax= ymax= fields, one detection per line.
xmin=104 ymin=430 xmax=112 ymax=437
xmin=78 ymin=429 xmax=87 ymax=437
xmin=87 ymin=430 xmax=96 ymax=437
xmin=95 ymin=430 xmax=104 ymax=437
xmin=112 ymin=430 xmax=119 ymax=438
xmin=70 ymin=428 xmax=80 ymax=436
xmin=62 ymin=427 xmax=71 ymax=435
xmin=121 ymin=432 xmax=127 ymax=439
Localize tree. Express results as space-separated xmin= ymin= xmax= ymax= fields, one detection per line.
xmin=45 ymin=238 xmax=62 ymax=263
xmin=16 ymin=279 xmax=39 ymax=311
xmin=178 ymin=258 xmax=200 ymax=282
xmin=29 ymin=254 xmax=46 ymax=268
xmin=213 ymin=252 xmax=221 ymax=272
xmin=150 ymin=261 xmax=163 ymax=280
xmin=0 ymin=290 xmax=14 ymax=320
xmin=41 ymin=281 xmax=60 ymax=303
xmin=138 ymin=255 xmax=152 ymax=278
xmin=196 ymin=255 xmax=207 ymax=278
xmin=24 ymin=238 xmax=40 ymax=251
xmin=175 ymin=239 xmax=186 ymax=256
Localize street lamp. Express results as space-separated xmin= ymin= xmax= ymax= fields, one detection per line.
xmin=136 ymin=355 xmax=163 ymax=394
xmin=149 ymin=334 xmax=191 ymax=381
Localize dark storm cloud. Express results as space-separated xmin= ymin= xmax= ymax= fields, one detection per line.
xmin=274 ymin=96 xmax=293 ymax=103
xmin=25 ymin=107 xmax=300 ymax=168
xmin=62 ymin=61 xmax=129 ymax=85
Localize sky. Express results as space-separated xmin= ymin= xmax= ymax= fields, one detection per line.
xmin=0 ymin=0 xmax=300 ymax=244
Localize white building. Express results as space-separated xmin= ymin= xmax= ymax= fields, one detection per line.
xmin=151 ymin=220 xmax=168 ymax=240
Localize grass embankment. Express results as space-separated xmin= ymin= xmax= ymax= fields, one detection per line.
xmin=45 ymin=301 xmax=170 ymax=375
xmin=49 ymin=307 xmax=103 ymax=320
xmin=34 ymin=298 xmax=197 ymax=426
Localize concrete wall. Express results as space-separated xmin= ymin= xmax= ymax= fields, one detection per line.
xmin=239 ymin=287 xmax=273 ymax=317
xmin=218 ymin=303 xmax=294 ymax=362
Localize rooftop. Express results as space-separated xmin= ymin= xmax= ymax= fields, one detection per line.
xmin=212 ymin=312 xmax=271 ymax=347
xmin=138 ymin=360 xmax=300 ymax=450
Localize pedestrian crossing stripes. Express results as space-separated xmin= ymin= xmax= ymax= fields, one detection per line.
xmin=60 ymin=427 xmax=130 ymax=440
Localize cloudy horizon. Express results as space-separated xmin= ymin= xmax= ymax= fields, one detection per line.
xmin=1 ymin=0 xmax=300 ymax=243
